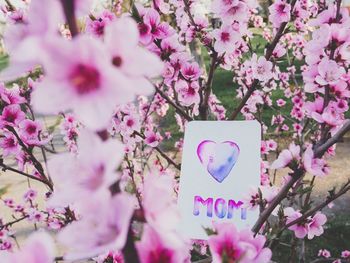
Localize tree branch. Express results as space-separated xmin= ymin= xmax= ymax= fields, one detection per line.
xmin=199 ymin=52 xmax=218 ymax=120
xmin=285 ymin=180 xmax=350 ymax=229
xmin=314 ymin=120 xmax=350 ymax=158
xmin=252 ymin=169 xmax=304 ymax=234
xmin=154 ymin=86 xmax=193 ymax=121
xmin=0 ymin=215 xmax=29 ymax=231
xmin=0 ymin=162 xmax=53 ymax=190
xmin=134 ymin=131 xmax=181 ymax=170
xmin=60 ymin=0 xmax=79 ymax=37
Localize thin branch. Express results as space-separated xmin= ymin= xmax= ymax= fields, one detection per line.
xmin=134 ymin=131 xmax=181 ymax=170
xmin=0 ymin=162 xmax=53 ymax=190
xmin=285 ymin=180 xmax=350 ymax=229
xmin=252 ymin=168 xmax=304 ymax=234
xmin=60 ymin=0 xmax=79 ymax=37
xmin=199 ymin=52 xmax=218 ymax=120
xmin=6 ymin=126 xmax=46 ymax=178
xmin=154 ymin=86 xmax=193 ymax=121
xmin=314 ymin=120 xmax=350 ymax=158
xmin=0 ymin=215 xmax=29 ymax=231
xmin=122 ymin=224 xmax=140 ymax=263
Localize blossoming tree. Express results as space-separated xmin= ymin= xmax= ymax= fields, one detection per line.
xmin=0 ymin=0 xmax=349 ymax=262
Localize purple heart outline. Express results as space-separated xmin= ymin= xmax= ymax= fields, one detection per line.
xmin=197 ymin=140 xmax=240 ymax=183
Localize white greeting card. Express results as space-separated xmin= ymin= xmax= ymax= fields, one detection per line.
xmin=177 ymin=121 xmax=261 ymax=240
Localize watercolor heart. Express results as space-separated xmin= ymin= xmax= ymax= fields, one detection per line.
xmin=197 ymin=140 xmax=240 ymax=183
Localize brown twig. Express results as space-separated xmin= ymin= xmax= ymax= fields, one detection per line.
xmin=134 ymin=131 xmax=181 ymax=170
xmin=199 ymin=52 xmax=218 ymax=120
xmin=154 ymin=86 xmax=193 ymax=121
xmin=122 ymin=224 xmax=140 ymax=263
xmin=252 ymin=168 xmax=304 ymax=234
xmin=0 ymin=215 xmax=29 ymax=231
xmin=314 ymin=120 xmax=350 ymax=158
xmin=285 ymin=180 xmax=350 ymax=229
xmin=60 ymin=0 xmax=79 ymax=37
xmin=0 ymin=162 xmax=53 ymax=190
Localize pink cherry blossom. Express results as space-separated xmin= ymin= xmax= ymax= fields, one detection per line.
xmin=315 ymin=58 xmax=345 ymax=86
xmin=1 ymin=0 xmax=63 ymax=81
xmin=137 ymin=7 xmax=172 ymax=45
xmin=268 ymin=0 xmax=291 ymax=28
xmin=318 ymin=249 xmax=331 ymax=258
xmin=18 ymin=119 xmax=44 ymax=145
xmin=212 ymin=0 xmax=249 ymax=23
xmin=180 ymin=62 xmax=201 ymax=81
xmin=307 ymin=212 xmax=327 ymax=239
xmin=303 ymin=146 xmax=330 ymax=177
xmin=0 ymin=231 xmax=55 ymax=263
xmin=144 ymin=130 xmax=162 ymax=147
xmin=47 ymin=130 xmax=124 ymax=206
xmin=58 ymin=192 xmax=135 ymax=260
xmin=86 ymin=10 xmax=115 ymax=37
xmin=212 ymin=25 xmax=240 ymax=54
xmin=285 ymin=207 xmax=308 ymax=238
xmin=208 ymin=223 xmax=271 ymax=263
xmin=142 ymin=171 xmax=180 ymax=231
xmin=0 ymin=83 xmax=26 ymax=105
xmin=136 ymin=224 xmax=190 ymax=263
xmin=31 ymin=35 xmax=132 ymax=130
xmin=311 ymin=103 xmax=344 ymax=128
xmin=341 ymin=250 xmax=350 ymax=258
xmin=174 ymin=80 xmax=200 ymax=106
xmin=251 ymin=55 xmax=273 ymax=82
xmin=0 ymin=104 xmax=25 ymax=128
xmin=104 ymin=17 xmax=163 ymax=96
xmin=271 ymin=142 xmax=300 ymax=169
xmin=0 ymin=131 xmax=20 ymax=156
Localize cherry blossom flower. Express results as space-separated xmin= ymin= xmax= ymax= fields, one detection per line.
xmin=285 ymin=208 xmax=327 ymax=239
xmin=136 ymin=224 xmax=190 ymax=263
xmin=208 ymin=223 xmax=272 ymax=263
xmin=251 ymin=55 xmax=273 ymax=82
xmin=1 ymin=0 xmax=63 ymax=81
xmin=86 ymin=10 xmax=115 ymax=37
xmin=271 ymin=142 xmax=300 ymax=169
xmin=144 ymin=130 xmax=162 ymax=147
xmin=268 ymin=0 xmax=291 ymax=28
xmin=137 ymin=7 xmax=172 ymax=45
xmin=142 ymin=172 xmax=180 ymax=231
xmin=0 ymin=231 xmax=55 ymax=263
xmin=303 ymin=146 xmax=330 ymax=177
xmin=212 ymin=25 xmax=240 ymax=54
xmin=307 ymin=212 xmax=327 ymax=239
xmin=18 ymin=119 xmax=45 ymax=145
xmin=0 ymin=131 xmax=20 ymax=156
xmin=174 ymin=80 xmax=200 ymax=106
xmin=31 ymin=36 xmax=132 ymax=130
xmin=285 ymin=207 xmax=307 ymax=238
xmin=311 ymin=104 xmax=344 ymax=129
xmin=0 ymin=104 xmax=25 ymax=128
xmin=104 ymin=17 xmax=163 ymax=96
xmin=58 ymin=192 xmax=135 ymax=260
xmin=318 ymin=249 xmax=331 ymax=258
xmin=180 ymin=62 xmax=201 ymax=81
xmin=315 ymin=58 xmax=345 ymax=86
xmin=47 ymin=130 xmax=123 ymax=207
xmin=341 ymin=250 xmax=350 ymax=259
xmin=0 ymin=83 xmax=26 ymax=105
